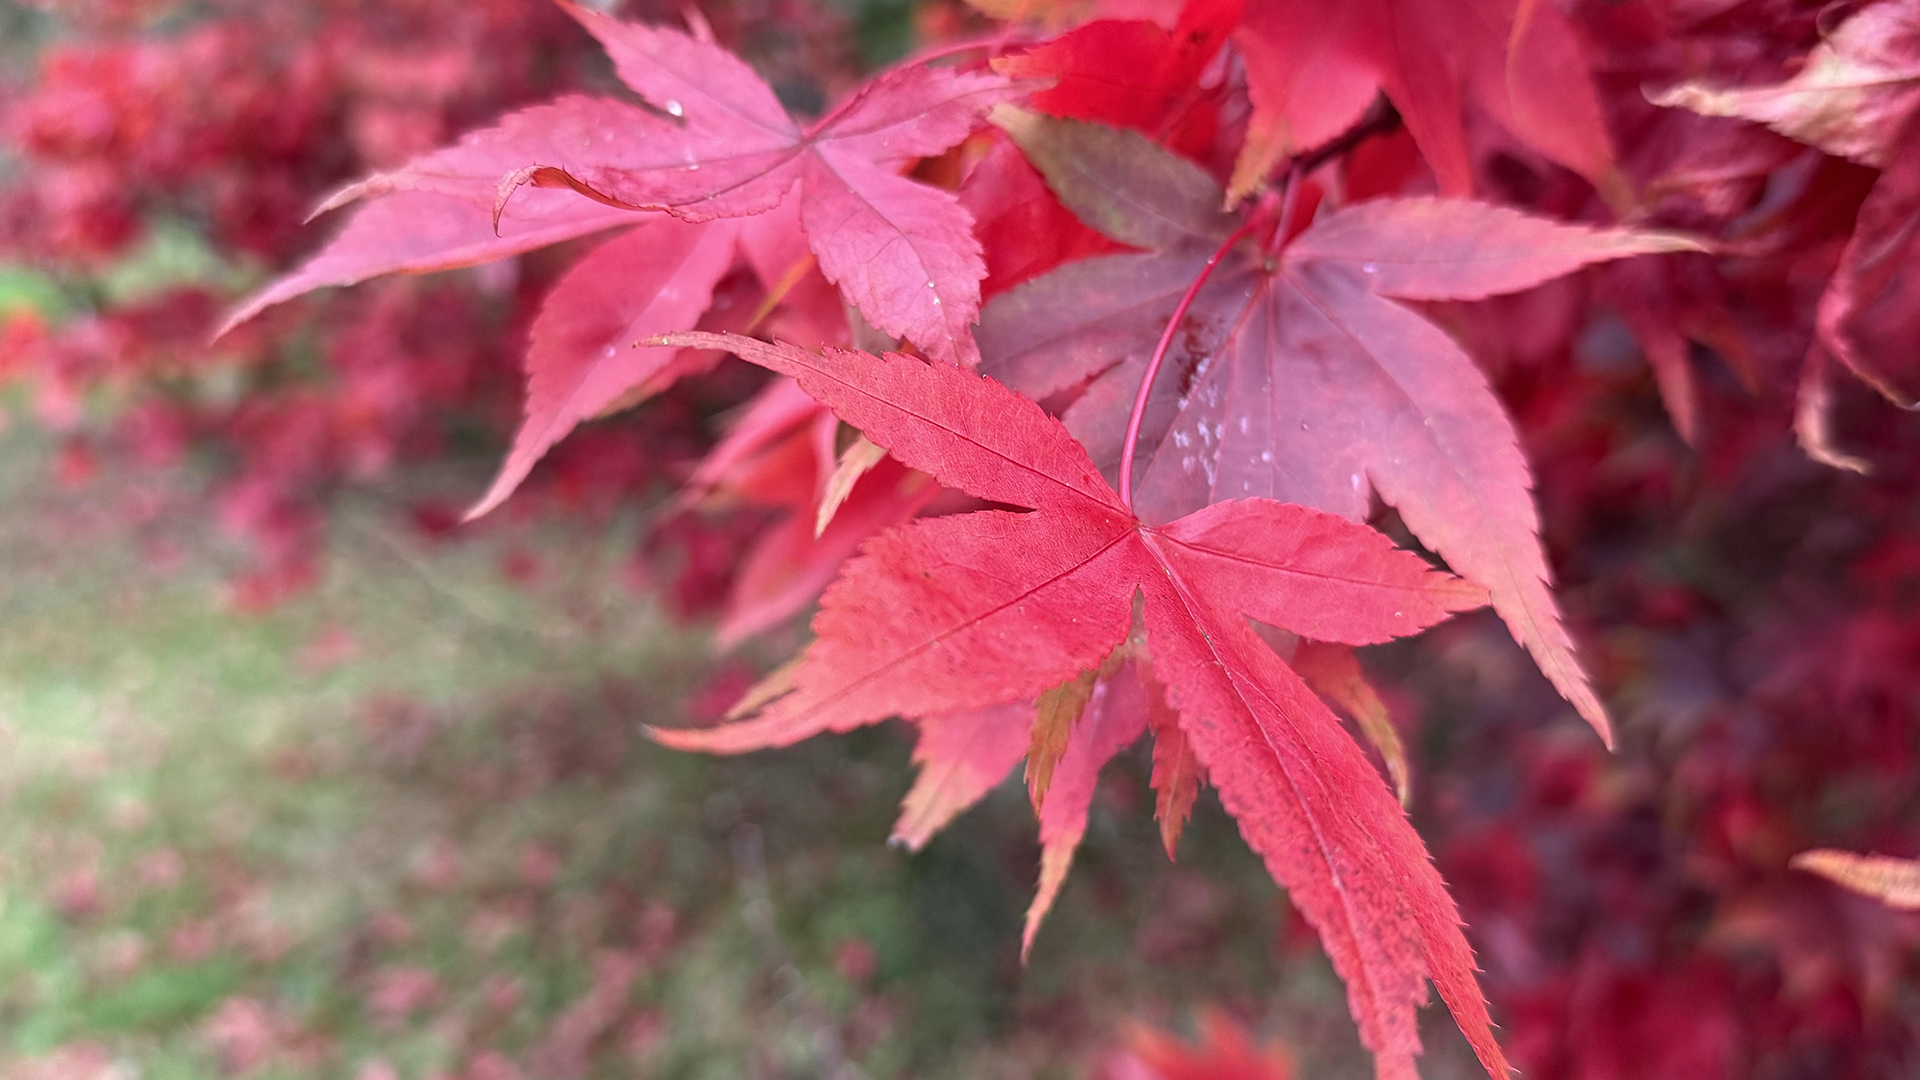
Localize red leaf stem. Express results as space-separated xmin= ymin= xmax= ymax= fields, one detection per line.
xmin=1118 ymin=213 xmax=1262 ymax=508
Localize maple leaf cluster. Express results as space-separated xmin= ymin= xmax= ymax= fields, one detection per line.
xmin=11 ymin=0 xmax=1920 ymax=1075
xmin=0 ymin=0 xmax=834 ymax=603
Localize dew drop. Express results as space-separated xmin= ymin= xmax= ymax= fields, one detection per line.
xmin=601 ymin=346 xmax=616 ymax=359
xmin=665 ymin=99 xmax=685 ymax=118
xmin=931 ymin=297 xmax=941 ymax=305
xmin=1361 ymin=261 xmax=1378 ymax=274
xmin=1259 ymin=450 xmax=1273 ymax=463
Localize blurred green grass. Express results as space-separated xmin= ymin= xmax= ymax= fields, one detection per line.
xmin=0 ymin=423 xmax=1413 ymax=1080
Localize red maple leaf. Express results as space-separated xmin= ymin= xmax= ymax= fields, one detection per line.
xmin=889 ymin=634 xmax=1205 ymax=958
xmin=492 ymin=3 xmax=1025 ymax=368
xmin=959 ymin=131 xmax=1123 ymax=300
xmin=891 ymin=701 xmax=1034 ymax=851
xmin=671 ymin=376 xmax=938 ymax=645
xmin=1101 ymin=1010 xmax=1296 ymax=1080
xmin=222 ymin=2 xmax=1022 ymax=518
xmin=979 ymin=112 xmax=1701 ymax=744
xmin=1818 ymin=106 xmax=1920 ymax=412
xmin=1229 ymin=0 xmax=1620 ymax=200
xmin=994 ymin=0 xmax=1243 ymax=156
xmin=648 ymin=330 xmax=1506 ymax=1080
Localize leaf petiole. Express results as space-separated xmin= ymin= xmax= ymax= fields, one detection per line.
xmin=1116 ymin=212 xmax=1265 ymax=510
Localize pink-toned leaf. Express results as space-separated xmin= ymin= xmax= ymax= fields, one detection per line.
xmin=716 ymin=456 xmax=935 ymax=646
xmin=1792 ymin=849 xmax=1920 ymax=910
xmin=1816 ymin=108 xmax=1920 ymax=408
xmin=798 ymin=152 xmax=988 ymax=368
xmin=680 ymin=378 xmax=833 ymax=505
xmin=1283 ymin=198 xmax=1701 ymax=301
xmin=1498 ymin=0 xmax=1621 ymax=199
xmin=737 ymin=198 xmax=850 ymax=347
xmin=1134 ymin=251 xmax=1616 ymax=743
xmin=987 ymin=170 xmax=1683 ymax=745
xmin=560 ymin=1 xmax=794 ymax=143
xmin=893 ymin=703 xmax=1036 ymax=850
xmin=977 ymin=249 xmax=1218 ymax=403
xmin=469 ymin=218 xmax=740 ymax=518
xmin=219 ymin=99 xmax=651 ymax=334
xmin=1650 ymin=0 xmax=1920 ymax=168
xmin=517 ymin=9 xmax=1025 ymax=365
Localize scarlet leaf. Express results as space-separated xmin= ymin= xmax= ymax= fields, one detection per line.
xmin=680 ymin=378 xmax=837 ymax=506
xmin=648 ymin=331 xmax=1505 ymax=1080
xmin=717 ymin=456 xmax=935 ymax=646
xmin=675 ymin=379 xmax=937 ymax=646
xmin=1228 ymin=3 xmax=1376 ymax=201
xmin=1117 ymin=1011 xmax=1297 ymax=1080
xmin=995 ymin=0 xmax=1243 ymax=151
xmin=1229 ymin=0 xmax=1619 ymax=197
